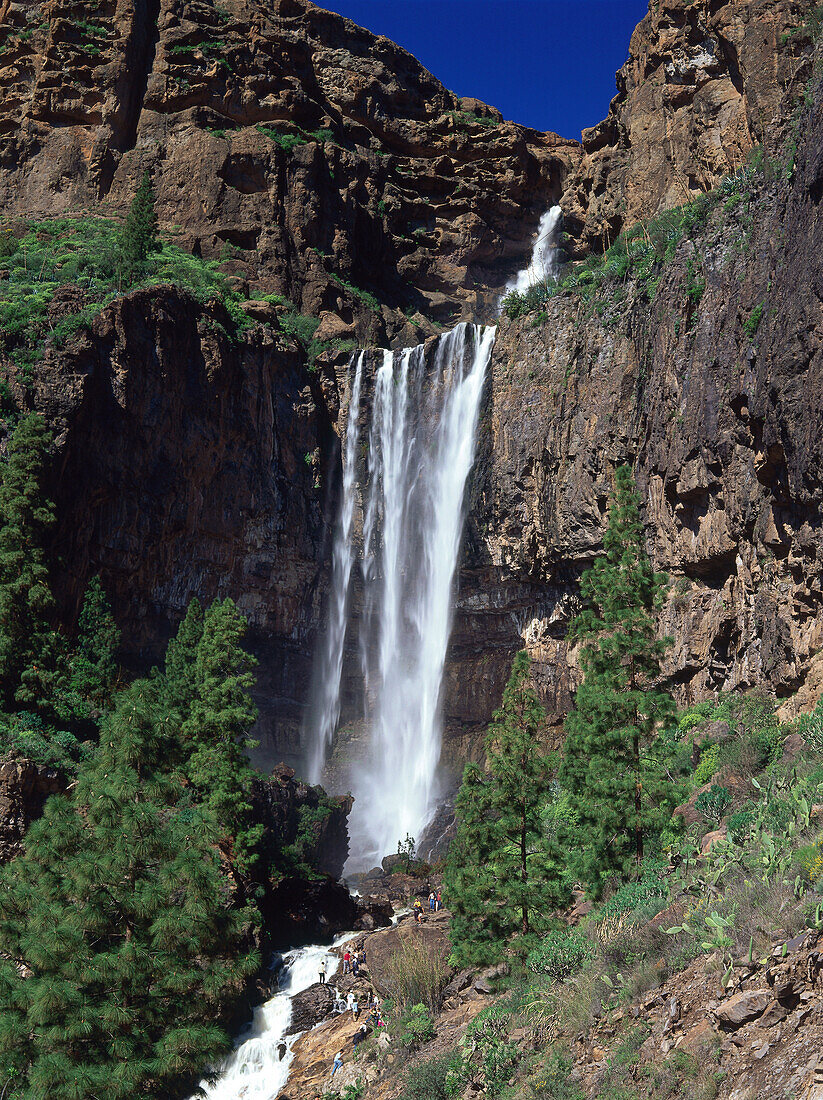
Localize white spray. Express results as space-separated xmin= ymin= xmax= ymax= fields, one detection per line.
xmin=505 ymin=204 xmax=563 ymax=293
xmin=307 ymin=353 xmax=365 ymax=783
xmin=309 ymin=323 xmax=496 ymax=869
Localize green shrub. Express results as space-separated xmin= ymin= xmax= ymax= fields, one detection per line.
xmin=727 ymin=807 xmax=755 ymax=844
xmin=256 ymin=124 xmax=306 ymax=152
xmin=694 ymin=744 xmax=719 ymax=785
xmin=600 ymin=865 xmax=669 ymax=921
xmin=400 ymin=1052 xmax=463 ymax=1100
xmin=1 ymin=711 xmax=88 ymax=772
xmin=462 ymin=1004 xmax=520 ymax=1098
xmin=695 ymin=785 xmax=730 ymax=825
xmin=398 ymin=1003 xmax=436 ymax=1048
xmin=743 ymin=302 xmax=764 ymax=338
xmin=526 ymin=930 xmax=595 ymax=981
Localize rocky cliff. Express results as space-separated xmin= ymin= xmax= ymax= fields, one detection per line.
xmin=0 ymin=0 xmax=575 ymax=338
xmin=452 ymin=65 xmax=823 ymax=747
xmin=561 ymin=0 xmax=815 ymax=255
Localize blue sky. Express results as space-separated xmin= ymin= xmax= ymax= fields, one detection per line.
xmin=318 ymin=0 xmax=649 ymax=139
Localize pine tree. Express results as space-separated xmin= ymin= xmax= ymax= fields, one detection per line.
xmin=444 ymin=651 xmax=565 ymax=966
xmin=0 ymin=413 xmax=64 ymax=714
xmin=161 ymin=596 xmax=204 ymax=714
xmin=179 ymin=598 xmax=262 ymax=866
xmin=67 ymin=575 xmax=120 ymax=706
xmin=0 ymin=680 xmax=259 ymax=1100
xmin=119 ymin=170 xmax=159 ymax=284
xmin=559 ymin=465 xmax=676 ymax=894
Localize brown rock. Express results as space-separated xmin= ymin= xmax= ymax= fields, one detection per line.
xmin=560 ymin=0 xmax=810 ymax=255
xmin=315 ymin=312 xmax=355 ymax=342
xmin=0 ymin=757 xmax=68 ymax=864
xmin=701 ymin=826 xmax=728 ymax=855
xmin=714 ymin=990 xmax=772 ymax=1029
xmin=781 ymin=733 xmax=807 ymax=763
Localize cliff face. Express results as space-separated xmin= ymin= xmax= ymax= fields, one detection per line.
xmin=454 ymin=65 xmax=823 ymax=743
xmin=0 ymin=0 xmax=576 ymax=337
xmin=26 ymin=286 xmax=329 ymax=762
xmin=562 ymin=0 xmax=814 ymax=255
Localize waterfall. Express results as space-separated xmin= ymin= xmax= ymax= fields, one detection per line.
xmin=307 ymin=352 xmax=365 ymax=783
xmin=505 ymin=204 xmax=563 ymax=293
xmin=308 ymin=322 xmax=495 ymax=869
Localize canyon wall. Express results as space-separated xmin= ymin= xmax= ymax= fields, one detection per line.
xmin=0 ymin=0 xmax=575 ymax=338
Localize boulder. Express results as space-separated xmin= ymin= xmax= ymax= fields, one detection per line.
xmin=714 ymin=990 xmax=772 ymax=1029
xmin=286 ymin=982 xmax=338 ymax=1035
xmin=700 ymin=826 xmax=728 ymax=855
xmin=360 ymin=911 xmax=454 ymax=998
xmin=781 ymin=733 xmax=807 ymax=764
xmin=314 ymin=311 xmax=355 ymax=342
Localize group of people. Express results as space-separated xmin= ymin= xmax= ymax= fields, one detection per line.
xmin=341 ymin=946 xmax=363 ymax=976
xmin=328 ymin=951 xmax=387 ymax=1081
xmin=412 ymin=889 xmax=442 ymax=923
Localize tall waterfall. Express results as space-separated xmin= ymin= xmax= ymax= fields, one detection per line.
xmin=308 ymin=322 xmax=496 ymax=869
xmin=306 ymin=351 xmax=365 ymax=784
xmin=505 ymin=204 xmax=563 ymax=292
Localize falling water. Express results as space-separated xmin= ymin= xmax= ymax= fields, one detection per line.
xmin=505 ymin=204 xmax=563 ymax=293
xmin=308 ymin=322 xmax=495 ymax=869
xmin=307 ymin=352 xmax=365 ymax=783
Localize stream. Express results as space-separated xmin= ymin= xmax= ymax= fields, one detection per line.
xmin=195 ymin=930 xmax=356 ymax=1100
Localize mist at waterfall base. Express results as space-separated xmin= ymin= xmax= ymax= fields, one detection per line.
xmin=307 ymin=323 xmax=496 ymax=871
xmin=194 ymin=934 xmax=353 ymax=1099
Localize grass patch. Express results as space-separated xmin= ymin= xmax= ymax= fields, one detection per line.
xmin=256 ymin=123 xmax=339 ymax=151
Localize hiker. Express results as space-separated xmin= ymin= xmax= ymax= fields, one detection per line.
xmin=352 ymin=951 xmax=360 ymax=977
xmin=352 ymin=1023 xmax=368 ymax=1049
xmin=343 ymin=948 xmax=352 ymax=974
xmin=318 ymin=958 xmax=327 ymax=984
xmin=331 ymin=1050 xmax=344 ymax=1078
xmin=436 ymin=889 xmax=442 ymax=911
xmin=428 ymin=891 xmax=436 ymax=911
xmin=352 ymin=996 xmax=360 ymax=1019
xmin=346 ymin=991 xmax=355 ymax=1013
xmin=413 ymin=897 xmax=423 ymax=923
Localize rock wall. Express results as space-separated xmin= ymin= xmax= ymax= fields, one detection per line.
xmin=26 ymin=286 xmax=330 ymax=764
xmin=454 ymin=66 xmax=823 ymax=743
xmin=0 ymin=0 xmax=576 ymax=339
xmin=562 ymin=0 xmax=815 ymax=255
xmin=0 ymin=757 xmax=68 ymax=863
